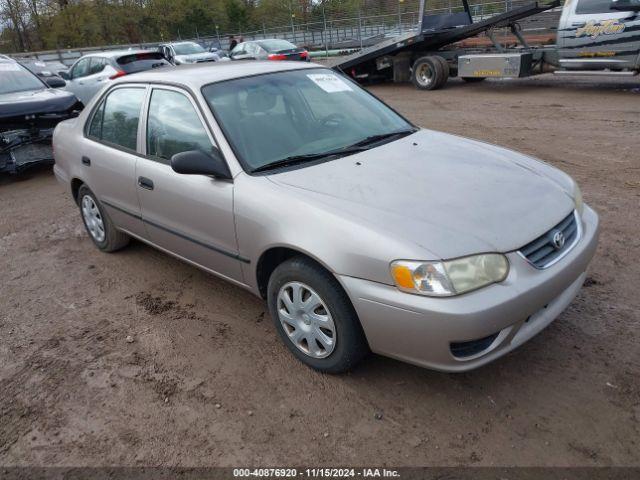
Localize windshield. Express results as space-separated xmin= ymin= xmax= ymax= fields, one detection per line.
xmin=0 ymin=62 xmax=46 ymax=94
xmin=202 ymin=68 xmax=413 ymax=172
xmin=257 ymin=39 xmax=297 ymax=52
xmin=173 ymin=43 xmax=206 ymax=55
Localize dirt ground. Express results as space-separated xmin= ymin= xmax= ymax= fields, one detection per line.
xmin=1 ymin=74 xmax=639 ymax=467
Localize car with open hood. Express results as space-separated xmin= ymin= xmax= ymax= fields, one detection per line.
xmin=229 ymin=39 xmax=309 ymax=61
xmin=159 ymin=41 xmax=224 ymax=65
xmin=1 ymin=58 xmax=82 ymax=174
xmin=51 ymin=62 xmax=599 ymax=373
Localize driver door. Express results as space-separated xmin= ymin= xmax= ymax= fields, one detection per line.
xmin=230 ymin=43 xmax=249 ymax=60
xmin=65 ymin=57 xmax=91 ymax=104
xmin=136 ymin=85 xmax=243 ymax=282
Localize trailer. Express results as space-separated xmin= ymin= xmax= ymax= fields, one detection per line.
xmin=334 ymin=0 xmax=640 ymax=89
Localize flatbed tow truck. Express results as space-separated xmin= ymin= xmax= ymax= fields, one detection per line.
xmin=334 ymin=0 xmax=640 ymax=89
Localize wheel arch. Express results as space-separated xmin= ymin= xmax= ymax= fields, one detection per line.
xmin=255 ymin=245 xmax=339 ymax=300
xmin=71 ymin=177 xmax=84 ymax=204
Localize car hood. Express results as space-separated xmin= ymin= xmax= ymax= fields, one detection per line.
xmin=0 ymin=87 xmax=79 ymax=119
xmin=175 ymin=52 xmax=217 ymax=63
xmin=268 ymin=129 xmax=575 ymax=259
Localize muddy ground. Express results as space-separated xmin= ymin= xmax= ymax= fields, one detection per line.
xmin=1 ymin=74 xmax=639 ymax=467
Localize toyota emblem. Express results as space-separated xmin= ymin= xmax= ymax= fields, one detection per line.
xmin=552 ymin=230 xmax=565 ymax=250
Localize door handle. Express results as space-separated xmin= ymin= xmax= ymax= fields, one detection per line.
xmin=81 ymin=156 xmax=91 ymax=166
xmin=138 ymin=176 xmax=154 ymax=190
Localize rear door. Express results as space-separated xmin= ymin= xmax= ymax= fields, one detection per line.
xmin=83 ymin=86 xmax=147 ymax=237
xmin=557 ymin=0 xmax=640 ymax=70
xmin=81 ymin=57 xmax=115 ymax=103
xmin=135 ymin=85 xmax=243 ymax=282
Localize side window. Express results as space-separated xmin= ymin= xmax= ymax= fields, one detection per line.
xmin=88 ymin=57 xmax=106 ymax=75
xmin=146 ymin=89 xmax=214 ymax=162
xmin=575 ymin=0 xmax=616 ymax=14
xmin=246 ymin=43 xmax=260 ymax=56
xmin=87 ymin=87 xmax=146 ymax=151
xmin=88 ymin=100 xmax=105 ymax=138
xmin=71 ymin=58 xmax=91 ymax=79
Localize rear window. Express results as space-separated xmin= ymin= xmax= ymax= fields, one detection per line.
xmin=88 ymin=87 xmax=146 ymax=151
xmin=116 ymin=52 xmax=169 ymax=74
xmin=257 ymin=40 xmax=297 ymax=52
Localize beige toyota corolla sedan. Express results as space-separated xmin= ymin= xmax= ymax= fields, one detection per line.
xmin=53 ymin=62 xmax=599 ymax=373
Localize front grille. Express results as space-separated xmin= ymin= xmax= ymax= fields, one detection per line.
xmin=518 ymin=211 xmax=580 ymax=269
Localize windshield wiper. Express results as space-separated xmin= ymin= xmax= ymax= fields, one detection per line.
xmin=251 ymin=145 xmax=368 ymax=173
xmin=348 ymin=128 xmax=417 ymax=148
xmin=251 ymin=129 xmax=417 ymax=174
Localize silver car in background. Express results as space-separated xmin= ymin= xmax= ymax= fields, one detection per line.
xmin=52 ymin=62 xmax=599 ymax=373
xmin=61 ymin=50 xmax=170 ymax=105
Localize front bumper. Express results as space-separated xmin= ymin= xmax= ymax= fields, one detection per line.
xmin=0 ymin=128 xmax=54 ymax=174
xmin=339 ymin=205 xmax=600 ymax=372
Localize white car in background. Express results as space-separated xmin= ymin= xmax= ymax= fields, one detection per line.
xmin=61 ymin=50 xmax=170 ymax=105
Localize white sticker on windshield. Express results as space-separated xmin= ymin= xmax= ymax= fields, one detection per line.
xmin=0 ymin=63 xmax=21 ymax=72
xmin=307 ymin=73 xmax=352 ymax=93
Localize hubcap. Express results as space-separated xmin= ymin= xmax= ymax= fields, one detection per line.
xmin=417 ymin=63 xmax=434 ymax=87
xmin=81 ymin=195 xmax=105 ymax=243
xmin=277 ymin=282 xmax=336 ymax=359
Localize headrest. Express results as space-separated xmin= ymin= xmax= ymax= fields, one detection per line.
xmin=246 ymin=87 xmax=278 ymax=114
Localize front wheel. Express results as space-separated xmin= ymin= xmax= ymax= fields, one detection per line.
xmin=267 ymin=257 xmax=369 ymax=373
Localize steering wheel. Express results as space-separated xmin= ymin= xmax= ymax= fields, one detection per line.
xmin=320 ymin=112 xmax=347 ymax=128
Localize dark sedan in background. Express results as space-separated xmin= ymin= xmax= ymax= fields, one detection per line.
xmin=229 ymin=39 xmax=309 ymax=62
xmin=0 ymin=58 xmax=82 ymax=174
xmin=18 ymin=58 xmax=68 ymax=88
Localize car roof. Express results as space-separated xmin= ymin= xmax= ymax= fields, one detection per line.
xmin=76 ymin=49 xmax=157 ymax=59
xmin=165 ymin=41 xmax=200 ymax=46
xmin=114 ymin=61 xmax=323 ymax=89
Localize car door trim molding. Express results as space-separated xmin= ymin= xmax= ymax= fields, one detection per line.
xmin=101 ymin=199 xmax=250 ymax=264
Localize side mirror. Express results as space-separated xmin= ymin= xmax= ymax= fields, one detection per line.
xmin=170 ymin=148 xmax=232 ymax=179
xmin=610 ymin=0 xmax=640 ymax=10
xmin=59 ymin=70 xmax=70 ymax=80
xmin=45 ymin=76 xmax=66 ymax=88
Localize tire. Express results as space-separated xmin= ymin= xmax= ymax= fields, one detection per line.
xmin=77 ymin=184 xmax=129 ymax=252
xmin=411 ymin=56 xmax=446 ymax=90
xmin=267 ymin=256 xmax=369 ymax=373
xmin=434 ymin=56 xmax=450 ymax=86
xmin=461 ymin=77 xmax=486 ymax=83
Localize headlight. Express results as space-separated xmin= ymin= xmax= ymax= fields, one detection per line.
xmin=573 ymin=182 xmax=583 ymax=216
xmin=390 ymin=254 xmax=509 ymax=297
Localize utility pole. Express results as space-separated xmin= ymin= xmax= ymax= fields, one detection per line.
xmin=322 ymin=4 xmax=329 ymax=58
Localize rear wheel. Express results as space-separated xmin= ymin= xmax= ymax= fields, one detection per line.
xmin=434 ymin=56 xmax=450 ymax=85
xmin=77 ymin=185 xmax=129 ymax=252
xmin=267 ymin=256 xmax=369 ymax=373
xmin=412 ymin=56 xmax=448 ymax=90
